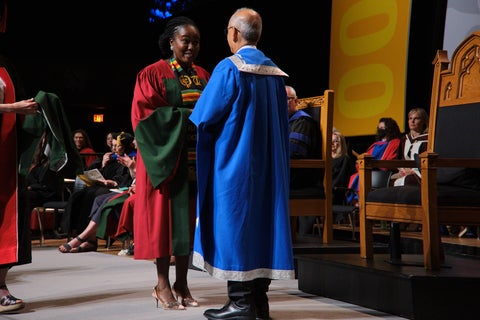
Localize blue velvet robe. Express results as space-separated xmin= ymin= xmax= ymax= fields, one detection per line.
xmin=190 ymin=47 xmax=295 ymax=281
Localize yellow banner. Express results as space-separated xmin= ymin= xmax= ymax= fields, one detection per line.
xmin=330 ymin=0 xmax=412 ymax=136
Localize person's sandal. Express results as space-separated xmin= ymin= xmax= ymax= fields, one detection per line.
xmin=58 ymin=236 xmax=86 ymax=253
xmin=172 ymin=283 xmax=199 ymax=307
xmin=71 ymin=240 xmax=97 ymax=253
xmin=152 ymin=286 xmax=185 ymax=310
xmin=0 ymin=285 xmax=25 ymax=314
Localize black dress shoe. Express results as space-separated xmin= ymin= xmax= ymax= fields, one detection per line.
xmin=204 ymin=300 xmax=256 ymax=320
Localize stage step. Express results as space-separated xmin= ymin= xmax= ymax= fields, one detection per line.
xmin=296 ymin=253 xmax=480 ymax=320
xmin=292 ymin=232 xmax=390 ymax=254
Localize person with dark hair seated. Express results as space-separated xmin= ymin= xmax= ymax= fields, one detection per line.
xmin=58 ymin=132 xmax=136 ymax=252
xmin=347 ymin=117 xmax=402 ymax=206
xmin=113 ymin=188 xmax=137 ymax=256
xmin=104 ymin=131 xmax=116 ymax=152
xmin=59 ymin=179 xmax=135 ymax=253
xmin=58 ymin=139 xmax=136 ymax=253
xmin=23 ymin=130 xmax=66 ymax=237
xmin=72 ymin=129 xmax=97 ymax=169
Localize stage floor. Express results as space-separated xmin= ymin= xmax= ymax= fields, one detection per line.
xmin=5 ymin=239 xmax=409 ymax=320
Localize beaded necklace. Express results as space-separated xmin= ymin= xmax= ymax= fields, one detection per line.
xmin=169 ymin=58 xmax=204 ymax=106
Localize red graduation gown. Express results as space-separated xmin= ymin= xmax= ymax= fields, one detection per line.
xmin=0 ymin=67 xmax=21 ymax=266
xmin=131 ymin=59 xmax=210 ymax=259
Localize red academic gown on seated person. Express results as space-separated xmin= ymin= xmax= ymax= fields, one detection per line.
xmin=0 ymin=67 xmax=31 ymax=266
xmin=347 ymin=138 xmax=401 ymax=203
xmin=131 ymin=59 xmax=210 ymax=259
xmin=114 ymin=193 xmax=136 ymax=241
xmin=80 ymin=147 xmax=97 ymax=169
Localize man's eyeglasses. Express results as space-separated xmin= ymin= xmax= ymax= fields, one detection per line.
xmin=287 ymin=96 xmax=296 ymax=101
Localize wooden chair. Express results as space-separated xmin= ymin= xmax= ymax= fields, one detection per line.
xmin=33 ymin=178 xmax=79 ymax=246
xmin=332 ymin=170 xmax=392 ymax=240
xmin=289 ymin=89 xmax=334 ymax=243
xmin=357 ymin=30 xmax=480 ymax=269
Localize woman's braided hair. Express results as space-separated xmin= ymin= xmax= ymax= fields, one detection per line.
xmin=158 ymin=16 xmax=198 ymax=59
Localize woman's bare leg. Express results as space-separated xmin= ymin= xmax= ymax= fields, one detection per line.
xmin=172 ymin=255 xmax=198 ymax=307
xmin=152 ymin=256 xmax=184 ymax=310
xmin=58 ymin=220 xmax=97 ymax=252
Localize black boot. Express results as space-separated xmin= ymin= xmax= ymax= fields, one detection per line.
xmin=253 ymin=278 xmax=271 ymax=320
xmin=204 ymin=281 xmax=256 ymax=320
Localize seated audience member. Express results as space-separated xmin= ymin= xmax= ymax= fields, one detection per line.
xmin=104 ymin=131 xmax=116 ymax=152
xmin=74 ymin=147 xmax=138 ymax=254
xmin=59 ymin=132 xmax=136 ymax=243
xmin=81 ymin=130 xmax=118 ymax=169
xmin=93 ymin=148 xmax=137 ymax=242
xmin=347 ymin=117 xmax=402 ymax=206
xmin=86 ymin=131 xmax=119 ymax=170
xmin=392 ymin=108 xmax=429 ymax=187
xmin=389 ymin=108 xmax=429 ymax=232
xmin=331 ymin=129 xmax=356 ymax=205
xmin=112 ymin=186 xmax=137 ymax=256
xmin=73 ymin=129 xmax=97 ymax=169
xmin=301 ymin=129 xmax=357 ymax=231
xmin=23 ymin=130 xmax=65 ymax=234
xmin=286 ymin=85 xmax=322 ymax=188
xmin=286 ymin=85 xmax=322 ymax=235
xmin=114 ymin=191 xmax=136 ymax=255
xmin=58 ymin=179 xmax=136 ymax=253
xmin=110 ymin=142 xmax=138 ymax=246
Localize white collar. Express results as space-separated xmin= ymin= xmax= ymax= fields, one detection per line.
xmin=236 ymin=45 xmax=257 ymax=53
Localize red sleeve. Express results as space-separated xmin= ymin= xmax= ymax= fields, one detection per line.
xmin=81 ymin=147 xmax=98 ymax=168
xmin=381 ymin=138 xmax=401 ymax=160
xmin=131 ymin=60 xmax=171 ymax=131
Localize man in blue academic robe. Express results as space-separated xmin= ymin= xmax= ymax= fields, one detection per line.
xmin=190 ymin=8 xmax=294 ymax=320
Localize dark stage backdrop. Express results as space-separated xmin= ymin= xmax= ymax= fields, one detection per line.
xmin=2 ymin=0 xmax=445 ymax=152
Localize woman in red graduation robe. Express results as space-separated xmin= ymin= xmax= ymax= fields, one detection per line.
xmin=0 ymin=60 xmax=39 ymax=313
xmin=131 ymin=16 xmax=209 ymax=310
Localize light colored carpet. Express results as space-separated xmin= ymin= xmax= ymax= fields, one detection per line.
xmin=5 ymin=246 xmax=406 ymax=320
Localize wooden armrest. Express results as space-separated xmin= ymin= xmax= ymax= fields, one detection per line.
xmin=290 ymin=159 xmax=325 ymax=169
xmin=357 ymin=154 xmax=416 ymax=170
xmin=368 ymin=159 xmax=416 ymax=169
xmin=360 ymin=152 xmax=480 ymax=170
xmin=435 ymin=158 xmax=480 ymax=167
xmin=417 ymin=152 xmax=480 ymax=169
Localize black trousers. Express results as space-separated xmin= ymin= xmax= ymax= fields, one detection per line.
xmin=227 ymin=278 xmax=271 ymax=308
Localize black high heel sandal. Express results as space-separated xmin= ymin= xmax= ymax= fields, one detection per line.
xmin=58 ymin=236 xmax=86 ymax=253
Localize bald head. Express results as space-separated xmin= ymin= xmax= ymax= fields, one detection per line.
xmin=229 ymin=7 xmax=262 ymax=44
